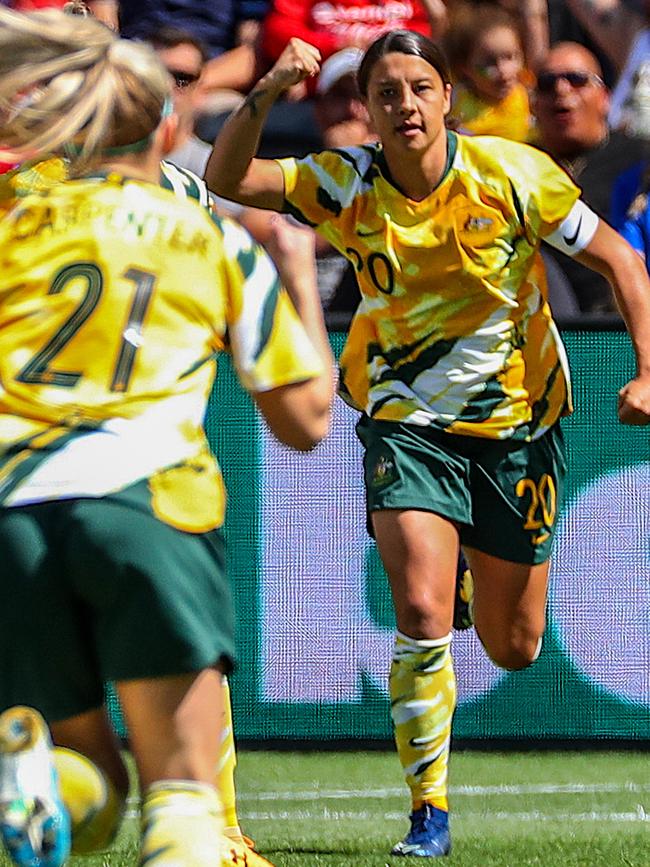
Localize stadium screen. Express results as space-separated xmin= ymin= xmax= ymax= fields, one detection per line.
xmin=193 ymin=330 xmax=648 ymax=742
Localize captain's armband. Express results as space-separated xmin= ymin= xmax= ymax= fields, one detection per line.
xmin=544 ymin=200 xmax=599 ymax=257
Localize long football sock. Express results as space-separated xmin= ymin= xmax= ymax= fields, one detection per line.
xmin=140 ymin=780 xmax=224 ymax=866
xmin=52 ymin=746 xmax=124 ymax=853
xmin=390 ymin=631 xmax=456 ymax=812
xmin=216 ymin=677 xmax=240 ymax=837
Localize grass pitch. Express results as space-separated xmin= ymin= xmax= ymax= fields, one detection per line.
xmin=3 ymin=750 xmax=648 ymax=866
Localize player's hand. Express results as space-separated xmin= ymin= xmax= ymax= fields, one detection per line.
xmin=618 ymin=376 xmax=650 ymax=425
xmin=264 ymin=38 xmax=321 ymax=94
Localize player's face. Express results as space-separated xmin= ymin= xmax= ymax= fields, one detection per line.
xmin=364 ymin=52 xmax=451 ymax=158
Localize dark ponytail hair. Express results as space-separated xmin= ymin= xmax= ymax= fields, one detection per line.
xmin=357 ymin=30 xmax=452 ymax=97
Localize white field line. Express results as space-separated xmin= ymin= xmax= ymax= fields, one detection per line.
xmin=121 ymin=805 xmax=650 ymax=823
xmin=122 ymin=789 xmax=650 ymax=822
xmin=239 ymin=806 xmax=650 ymax=824
xmin=236 ymin=782 xmax=650 ymax=802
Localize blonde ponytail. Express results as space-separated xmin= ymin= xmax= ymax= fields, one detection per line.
xmin=0 ymin=7 xmax=171 ymax=170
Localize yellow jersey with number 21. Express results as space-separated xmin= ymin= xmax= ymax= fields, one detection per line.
xmin=0 ymin=172 xmax=323 ymax=529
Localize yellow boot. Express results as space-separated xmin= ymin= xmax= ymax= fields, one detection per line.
xmin=222 ymin=830 xmax=275 ymax=866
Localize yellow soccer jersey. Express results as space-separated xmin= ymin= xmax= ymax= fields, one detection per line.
xmin=0 ymin=174 xmax=323 ymax=526
xmin=279 ymin=131 xmax=580 ymax=441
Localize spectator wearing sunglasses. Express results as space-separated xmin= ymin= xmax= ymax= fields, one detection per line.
xmin=116 ymin=0 xmax=271 ymax=114
xmin=147 ymin=28 xmax=269 ymax=244
xmin=560 ymin=0 xmax=650 ymax=138
xmin=533 ymin=41 xmax=647 ymax=314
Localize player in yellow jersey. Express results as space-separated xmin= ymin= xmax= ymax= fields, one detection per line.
xmin=206 ymin=29 xmax=650 ymax=859
xmin=0 ymin=10 xmax=292 ymax=867
xmin=0 ymin=8 xmax=333 ymax=867
xmin=0 ymin=125 xmax=282 ymax=867
xmin=0 ymin=155 xmax=278 ymax=867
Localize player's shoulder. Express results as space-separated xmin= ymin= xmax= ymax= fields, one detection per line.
xmin=208 ymin=209 xmax=263 ymax=260
xmin=0 ymin=156 xmax=68 ymax=205
xmin=457 ymin=134 xmax=553 ymax=169
xmin=306 ymin=143 xmax=381 ymax=183
xmin=455 ymin=134 xmax=570 ymax=191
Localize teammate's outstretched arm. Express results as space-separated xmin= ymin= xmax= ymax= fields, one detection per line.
xmin=205 ymin=38 xmax=321 ymax=210
xmin=253 ymin=217 xmax=334 ymax=450
xmin=576 ymin=219 xmax=650 ymax=425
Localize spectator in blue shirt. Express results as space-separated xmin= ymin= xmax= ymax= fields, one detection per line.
xmin=620 ymin=169 xmax=650 ymax=273
xmin=118 ymin=0 xmax=268 ymax=57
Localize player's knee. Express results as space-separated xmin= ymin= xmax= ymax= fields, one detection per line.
xmin=480 ymin=632 xmax=543 ymax=671
xmin=397 ymin=584 xmax=453 ymax=636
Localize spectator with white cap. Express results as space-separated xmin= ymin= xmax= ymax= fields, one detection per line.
xmin=315 ymin=46 xmax=374 ymax=148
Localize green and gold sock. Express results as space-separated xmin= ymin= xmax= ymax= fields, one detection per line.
xmin=140 ymin=780 xmax=224 ymax=866
xmin=390 ymin=631 xmax=456 ymax=812
xmin=216 ymin=677 xmax=240 ymax=837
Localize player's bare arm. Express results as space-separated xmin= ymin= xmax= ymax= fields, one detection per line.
xmin=205 ymin=38 xmax=322 ymax=210
xmin=253 ymin=216 xmax=334 ymax=450
xmin=576 ymin=219 xmax=650 ymax=425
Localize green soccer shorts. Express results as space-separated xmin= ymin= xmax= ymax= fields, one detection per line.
xmin=0 ymin=478 xmax=234 ymax=722
xmin=357 ymin=415 xmax=567 ymax=565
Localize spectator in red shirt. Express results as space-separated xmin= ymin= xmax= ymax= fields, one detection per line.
xmin=5 ymin=1 xmax=65 ymax=7
xmin=262 ymin=0 xmax=449 ymax=69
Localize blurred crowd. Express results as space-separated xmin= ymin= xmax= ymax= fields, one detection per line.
xmin=3 ymin=0 xmax=650 ymax=317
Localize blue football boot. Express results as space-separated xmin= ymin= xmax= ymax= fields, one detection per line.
xmin=0 ymin=707 xmax=71 ymax=867
xmin=391 ymin=803 xmax=451 ymax=858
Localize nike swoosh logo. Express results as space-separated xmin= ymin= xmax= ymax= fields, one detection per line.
xmin=563 ymin=216 xmax=582 ymax=246
xmin=356 ymin=227 xmax=382 ymax=237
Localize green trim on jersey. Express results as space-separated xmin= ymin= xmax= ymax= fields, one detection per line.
xmin=0 ymin=427 xmax=93 ymax=504
xmin=0 ymin=172 xmax=323 ymax=508
xmin=376 ymin=130 xmax=458 ymax=196
xmin=159 ymin=160 xmax=211 ymax=210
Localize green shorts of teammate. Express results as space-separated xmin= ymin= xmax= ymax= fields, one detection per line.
xmin=0 ymin=479 xmax=234 ymax=722
xmin=356 ymin=415 xmax=567 ymax=565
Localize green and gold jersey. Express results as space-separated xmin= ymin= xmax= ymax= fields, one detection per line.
xmin=279 ymin=132 xmax=581 ymax=441
xmin=0 ymin=174 xmax=323 ymax=527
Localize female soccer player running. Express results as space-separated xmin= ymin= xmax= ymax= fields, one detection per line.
xmin=0 ymin=8 xmax=333 ymax=867
xmin=206 ymin=30 xmax=650 ymax=858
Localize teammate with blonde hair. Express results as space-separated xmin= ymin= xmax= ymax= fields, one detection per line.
xmin=0 ymin=10 xmax=280 ymax=866
xmin=0 ymin=8 xmax=333 ymax=867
